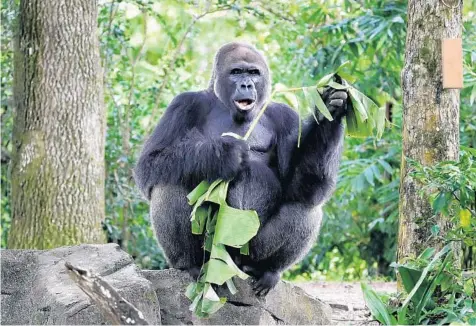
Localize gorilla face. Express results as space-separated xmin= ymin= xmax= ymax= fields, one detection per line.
xmin=211 ymin=43 xmax=271 ymax=121
xmin=229 ymin=64 xmax=261 ymax=113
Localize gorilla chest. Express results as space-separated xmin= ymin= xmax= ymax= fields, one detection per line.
xmin=201 ymin=110 xmax=276 ymax=158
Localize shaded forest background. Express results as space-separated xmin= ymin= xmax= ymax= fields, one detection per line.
xmin=1 ymin=0 xmax=475 ymax=281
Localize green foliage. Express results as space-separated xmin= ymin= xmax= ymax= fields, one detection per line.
xmin=1 ymin=0 xmax=474 ymax=284
xmin=409 ymin=150 xmax=476 ymax=254
xmin=363 ymin=149 xmax=476 ymax=324
xmin=363 ymin=245 xmax=476 ymax=324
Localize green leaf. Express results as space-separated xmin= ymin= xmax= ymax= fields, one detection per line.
xmin=226 ymin=279 xmax=238 ymax=295
xmin=432 ymin=192 xmax=449 ymax=214
xmin=336 ymin=60 xmax=351 ymax=73
xmin=378 ymin=159 xmax=393 ymax=174
xmin=309 ymin=88 xmax=333 ymax=121
xmin=302 ymin=87 xmax=319 ymax=123
xmin=187 ymin=181 xmax=210 ymax=205
xmin=185 ymin=282 xmax=199 ymax=300
xmin=398 ymin=266 xmax=427 ymax=304
xmin=204 ymin=259 xmax=237 ymax=285
xmin=327 ymin=81 xmax=349 ymax=90
xmin=282 ymin=92 xmax=299 ymax=109
xmin=363 ymin=166 xmax=375 ymax=186
xmin=348 ymin=87 xmax=369 ymax=121
xmin=418 ymin=247 xmax=436 ymax=261
xmin=189 ymin=292 xmax=203 ymax=312
xmin=401 ymin=245 xmax=451 ymax=309
xmin=316 ymin=72 xmax=335 ymax=87
xmin=201 ymin=283 xmax=226 ymax=315
xmin=210 ymin=244 xmax=248 ymax=279
xmin=214 ymin=204 xmax=260 ymax=247
xmin=206 ymin=181 xmax=229 ymax=205
xmin=240 ymin=243 xmax=249 ymax=255
xmin=191 ymin=206 xmax=208 ymax=235
xmin=361 ymin=283 xmax=397 ymax=325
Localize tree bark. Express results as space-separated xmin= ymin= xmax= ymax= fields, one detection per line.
xmin=8 ymin=0 xmax=106 ymax=248
xmin=398 ymin=1 xmax=461 ymax=263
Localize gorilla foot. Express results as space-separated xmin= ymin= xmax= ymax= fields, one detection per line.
xmin=252 ymin=271 xmax=280 ymax=296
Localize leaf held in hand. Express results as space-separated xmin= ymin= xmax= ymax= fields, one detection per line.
xmin=214 ymin=204 xmax=260 ymax=247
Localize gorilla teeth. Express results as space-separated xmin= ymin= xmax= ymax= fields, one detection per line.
xmin=235 ymin=99 xmax=253 ymax=109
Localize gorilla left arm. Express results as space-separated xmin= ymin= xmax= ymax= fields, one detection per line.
xmin=277 ymin=88 xmax=348 ymax=206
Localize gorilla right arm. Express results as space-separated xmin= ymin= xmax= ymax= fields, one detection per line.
xmin=134 ymin=92 xmax=248 ymax=200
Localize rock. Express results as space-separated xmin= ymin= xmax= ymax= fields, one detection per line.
xmin=1 ymin=244 xmax=332 ymax=325
xmin=143 ymin=269 xmax=332 ymax=325
xmin=1 ymin=244 xmax=160 ymax=325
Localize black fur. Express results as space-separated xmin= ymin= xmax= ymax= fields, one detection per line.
xmin=134 ymin=42 xmax=349 ymax=295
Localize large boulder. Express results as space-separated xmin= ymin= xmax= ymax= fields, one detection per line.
xmin=144 ymin=269 xmax=332 ymax=325
xmin=1 ymin=244 xmax=332 ymax=325
xmin=1 ymin=244 xmax=161 ymax=325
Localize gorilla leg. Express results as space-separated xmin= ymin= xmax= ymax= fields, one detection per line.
xmin=243 ymin=203 xmax=323 ymax=295
xmin=150 ymin=184 xmax=204 ymax=277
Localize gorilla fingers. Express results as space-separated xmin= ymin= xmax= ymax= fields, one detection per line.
xmin=319 ymin=88 xmax=349 ymax=122
xmin=218 ymin=135 xmax=250 ymax=180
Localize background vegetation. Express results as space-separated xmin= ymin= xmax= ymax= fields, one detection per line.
xmin=1 ymin=0 xmax=475 ymax=282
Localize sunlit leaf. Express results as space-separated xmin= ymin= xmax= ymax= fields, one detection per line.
xmin=206 ymin=180 xmax=229 ymax=205
xmin=316 ymin=73 xmax=335 ymax=87
xmin=309 ymin=88 xmax=333 ymax=121
xmin=459 ymin=209 xmax=471 ymax=228
xmin=226 ymin=279 xmax=238 ymax=295
xmin=214 ymin=204 xmax=260 ymax=247
xmin=187 ymin=181 xmax=210 ymax=205
xmin=204 ymin=259 xmax=237 ymax=285
xmin=348 ymin=88 xmax=369 ymax=121
xmin=361 ymin=283 xmax=397 ymax=325
xmin=191 ymin=206 xmax=207 ymax=235
xmin=201 ymin=283 xmax=226 ymax=314
xmin=210 ymin=244 xmax=248 ymax=279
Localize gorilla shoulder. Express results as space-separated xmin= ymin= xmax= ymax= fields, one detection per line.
xmin=167 ymin=90 xmax=212 ymax=116
xmin=266 ymin=101 xmax=299 ymax=134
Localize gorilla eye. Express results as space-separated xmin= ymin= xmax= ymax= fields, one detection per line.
xmin=249 ymin=69 xmax=260 ymax=75
xmin=231 ymin=68 xmax=243 ymax=75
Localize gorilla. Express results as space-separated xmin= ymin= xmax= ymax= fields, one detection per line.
xmin=134 ymin=42 xmax=350 ymax=296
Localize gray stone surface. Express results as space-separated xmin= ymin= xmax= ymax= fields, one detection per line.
xmin=1 ymin=244 xmax=160 ymax=325
xmin=143 ymin=269 xmax=332 ymax=325
xmin=1 ymin=244 xmax=332 ymax=325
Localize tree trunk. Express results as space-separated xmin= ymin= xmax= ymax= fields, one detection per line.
xmin=8 ymin=0 xmax=106 ymax=248
xmin=398 ymin=1 xmax=461 ymax=262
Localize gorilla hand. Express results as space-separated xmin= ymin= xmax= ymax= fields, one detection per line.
xmin=217 ymin=135 xmax=249 ymax=180
xmin=320 ymin=75 xmax=350 ymax=121
xmin=242 ymin=265 xmax=280 ymax=297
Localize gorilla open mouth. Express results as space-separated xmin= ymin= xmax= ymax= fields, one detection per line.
xmin=234 ymin=99 xmax=255 ymax=111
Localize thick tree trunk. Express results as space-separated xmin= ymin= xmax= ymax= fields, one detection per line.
xmin=398 ymin=1 xmax=461 ymax=262
xmin=8 ymin=0 xmax=106 ymax=248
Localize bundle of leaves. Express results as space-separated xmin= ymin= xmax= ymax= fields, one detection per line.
xmin=186 ymin=65 xmax=386 ymax=317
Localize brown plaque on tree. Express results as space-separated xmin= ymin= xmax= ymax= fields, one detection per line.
xmin=442 ymin=38 xmax=463 ymax=89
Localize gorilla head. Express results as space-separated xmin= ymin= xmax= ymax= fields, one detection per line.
xmin=209 ymin=42 xmax=271 ymax=121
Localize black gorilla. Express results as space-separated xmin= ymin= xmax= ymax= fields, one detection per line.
xmin=134 ymin=42 xmax=349 ymax=295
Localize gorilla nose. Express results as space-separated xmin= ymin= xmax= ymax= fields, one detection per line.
xmin=240 ymin=82 xmax=252 ymax=90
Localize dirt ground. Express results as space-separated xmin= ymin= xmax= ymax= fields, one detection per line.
xmin=297 ymin=281 xmax=397 ymax=325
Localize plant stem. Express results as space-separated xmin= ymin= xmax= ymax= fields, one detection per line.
xmin=243 ymin=87 xmax=305 ymax=140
